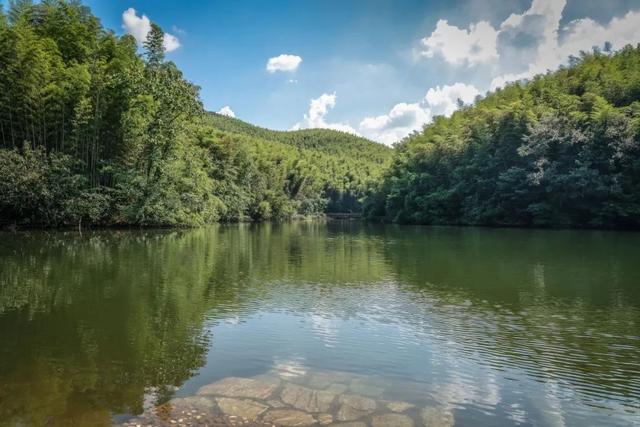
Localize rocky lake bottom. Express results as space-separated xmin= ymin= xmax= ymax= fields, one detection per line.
xmin=119 ymin=369 xmax=452 ymax=427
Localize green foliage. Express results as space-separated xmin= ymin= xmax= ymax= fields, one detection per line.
xmin=144 ymin=22 xmax=165 ymax=65
xmin=0 ymin=145 xmax=107 ymax=226
xmin=204 ymin=114 xmax=392 ymax=214
xmin=368 ymin=46 xmax=640 ymax=229
xmin=207 ymin=112 xmax=390 ymax=161
xmin=0 ymin=0 xmax=390 ymax=227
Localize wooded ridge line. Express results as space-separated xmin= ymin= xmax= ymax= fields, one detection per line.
xmin=0 ymin=1 xmax=638 ymax=230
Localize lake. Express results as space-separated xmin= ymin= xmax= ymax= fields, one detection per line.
xmin=0 ymin=222 xmax=638 ymax=426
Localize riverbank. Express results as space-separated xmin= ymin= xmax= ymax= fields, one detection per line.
xmin=0 ymin=213 xmax=332 ymax=232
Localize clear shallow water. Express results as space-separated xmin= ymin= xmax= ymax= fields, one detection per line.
xmin=0 ymin=222 xmax=639 ymax=426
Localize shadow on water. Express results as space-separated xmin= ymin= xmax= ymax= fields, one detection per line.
xmin=0 ymin=222 xmax=638 ymax=426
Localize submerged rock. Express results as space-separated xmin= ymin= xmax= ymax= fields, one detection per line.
xmin=328 ymin=422 xmax=368 ymax=427
xmin=169 ymin=395 xmax=216 ymax=410
xmin=215 ymin=397 xmax=268 ymax=420
xmin=339 ymin=394 xmax=377 ymax=410
xmin=307 ymin=371 xmax=354 ymax=389
xmin=348 ymin=377 xmax=386 ymax=398
xmin=267 ymin=399 xmax=287 ymax=408
xmin=197 ymin=377 xmax=278 ymax=400
xmin=280 ymin=383 xmax=341 ymax=413
xmin=384 ymin=400 xmax=415 ymax=413
xmin=420 ymin=407 xmax=454 ymax=427
xmin=271 ymin=361 xmax=309 ymax=380
xmin=120 ymin=402 xmax=223 ymax=427
xmin=335 ymin=394 xmax=376 ymax=421
xmin=252 ymin=373 xmax=283 ymax=386
xmin=372 ymin=413 xmax=415 ymax=427
xmin=262 ymin=409 xmax=317 ymax=426
xmin=317 ymin=413 xmax=334 ymax=425
xmin=325 ymin=383 xmax=349 ymax=395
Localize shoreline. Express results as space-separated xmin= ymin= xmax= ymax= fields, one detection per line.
xmin=2 ymin=217 xmax=639 ymax=233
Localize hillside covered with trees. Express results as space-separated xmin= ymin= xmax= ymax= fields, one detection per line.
xmin=366 ymin=46 xmax=640 ymax=229
xmin=2 ymin=1 xmax=639 ymax=230
xmin=0 ymin=0 xmax=390 ymax=228
xmin=207 ymin=112 xmax=390 ymax=160
xmin=202 ymin=113 xmax=391 ymax=215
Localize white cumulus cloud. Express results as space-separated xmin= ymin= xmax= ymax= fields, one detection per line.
xmin=162 ymin=33 xmax=181 ymax=52
xmin=217 ymin=106 xmax=236 ymax=118
xmin=419 ymin=1 xmax=640 ymax=91
xmin=556 ymin=10 xmax=640 ymax=66
xmin=296 ymin=1 xmax=640 ymax=146
xmin=490 ymin=0 xmax=567 ymax=88
xmin=292 ymin=93 xmax=359 ymax=135
xmin=425 ymin=83 xmax=481 ymax=117
xmin=358 ymin=83 xmax=480 ymax=145
xmin=360 ymin=103 xmax=431 ymax=145
xmin=266 ymin=54 xmax=303 ymax=73
xmin=492 ymin=7 xmax=640 ymax=89
xmin=122 ymin=8 xmax=181 ymax=53
xmin=421 ymin=19 xmax=499 ymax=66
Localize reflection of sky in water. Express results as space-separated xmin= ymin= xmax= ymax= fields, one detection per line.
xmin=310 ymin=313 xmax=339 ymax=348
xmin=2 ymin=224 xmax=639 ymax=426
xmin=175 ymin=278 xmax=639 ymax=427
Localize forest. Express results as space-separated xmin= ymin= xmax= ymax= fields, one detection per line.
xmin=0 ymin=0 xmax=391 ymax=227
xmin=1 ymin=0 xmax=639 ymax=229
xmin=366 ymin=45 xmax=640 ymax=228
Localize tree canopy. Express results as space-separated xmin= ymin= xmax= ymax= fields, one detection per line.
xmin=2 ymin=0 xmax=638 ymax=230
xmin=366 ymin=46 xmax=640 ymax=229
xmin=0 ymin=0 xmax=391 ymax=228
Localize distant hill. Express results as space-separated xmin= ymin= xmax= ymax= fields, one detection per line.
xmin=207 ymin=112 xmax=391 ymax=161
xmin=202 ymin=113 xmax=392 ymax=214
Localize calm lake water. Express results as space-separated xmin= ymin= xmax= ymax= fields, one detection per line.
xmin=0 ymin=222 xmax=639 ymax=426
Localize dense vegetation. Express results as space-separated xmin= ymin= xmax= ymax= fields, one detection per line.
xmin=0 ymin=0 xmax=390 ymax=228
xmin=203 ymin=113 xmax=391 ymax=215
xmin=366 ymin=46 xmax=640 ymax=228
xmin=207 ymin=112 xmax=390 ymax=160
xmin=2 ymin=1 xmax=639 ymax=230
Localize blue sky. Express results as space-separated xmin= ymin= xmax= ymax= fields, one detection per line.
xmin=84 ymin=0 xmax=640 ymax=144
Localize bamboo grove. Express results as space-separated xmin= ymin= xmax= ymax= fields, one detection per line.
xmin=0 ymin=0 xmax=391 ymax=227
xmin=365 ymin=46 xmax=640 ymax=229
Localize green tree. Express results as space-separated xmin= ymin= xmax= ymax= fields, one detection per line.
xmin=144 ymin=22 xmax=165 ymax=66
